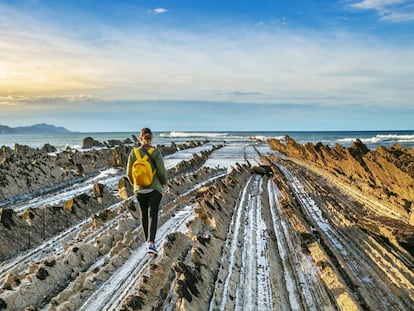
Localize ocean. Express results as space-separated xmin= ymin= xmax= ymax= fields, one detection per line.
xmin=0 ymin=130 xmax=413 ymax=151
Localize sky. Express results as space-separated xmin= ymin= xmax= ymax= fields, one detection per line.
xmin=0 ymin=0 xmax=413 ymax=132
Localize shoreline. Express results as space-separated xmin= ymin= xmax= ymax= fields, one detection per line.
xmin=1 ymin=130 xmax=414 ymax=151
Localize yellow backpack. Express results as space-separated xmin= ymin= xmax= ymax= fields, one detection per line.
xmin=132 ymin=147 xmax=156 ymax=186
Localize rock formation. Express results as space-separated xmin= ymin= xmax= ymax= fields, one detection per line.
xmin=81 ymin=136 xmax=104 ymax=149
xmin=0 ymin=138 xmax=217 ymax=261
xmin=1 ymin=136 xmax=413 ymax=311
xmin=268 ymin=136 xmax=414 ymax=247
xmin=0 ymin=149 xmax=227 ymax=310
xmin=0 ymin=138 xmax=206 ymax=206
xmin=0 ymin=183 xmax=118 ymax=261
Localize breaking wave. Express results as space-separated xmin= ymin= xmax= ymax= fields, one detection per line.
xmin=337 ymin=134 xmax=414 ymax=146
xmin=160 ymin=131 xmax=229 ymax=138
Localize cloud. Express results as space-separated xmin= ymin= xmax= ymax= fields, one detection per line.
xmin=1 ymin=2 xmax=414 ymax=115
xmin=0 ymin=101 xmax=18 ymax=106
xmin=206 ymin=90 xmax=263 ymax=97
xmin=0 ymin=95 xmax=94 ymax=109
xmin=350 ymin=0 xmax=405 ymax=10
xmin=0 ymin=4 xmax=120 ymax=96
xmin=349 ymin=0 xmax=414 ymax=22
xmin=152 ymin=8 xmax=168 ymax=14
xmin=379 ymin=6 xmax=414 ymax=21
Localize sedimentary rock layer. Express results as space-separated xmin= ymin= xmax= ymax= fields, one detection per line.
xmin=268 ymin=136 xmax=414 ymax=247
xmin=0 ymin=139 xmax=206 ymax=204
xmin=1 ymin=138 xmax=413 ymax=311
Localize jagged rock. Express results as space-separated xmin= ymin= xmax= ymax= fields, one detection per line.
xmin=0 ymin=298 xmax=7 ymax=309
xmin=2 ymin=272 xmax=21 ymax=290
xmin=269 ymin=137 xmax=414 ymax=218
xmin=41 ymin=143 xmax=57 ymax=153
xmin=106 ymin=139 xmax=123 ymax=147
xmin=251 ymin=165 xmax=273 ymax=175
xmin=118 ymin=176 xmax=133 ymax=200
xmin=91 ymin=209 xmax=117 ymax=230
xmin=119 ymin=247 xmax=131 ymax=259
xmin=410 ymin=206 xmax=414 ymax=226
xmin=0 ymin=138 xmax=226 ymax=309
xmin=110 ymin=254 xmax=124 ymax=267
xmin=82 ymin=137 xmax=103 ymax=149
xmin=123 ymin=137 xmax=133 ymax=144
xmin=349 ymin=139 xmax=370 ymax=159
xmin=44 ymin=258 xmax=56 ymax=267
xmin=95 ymin=269 xmax=110 ymax=282
xmin=196 ymin=186 xmax=210 ymax=197
xmin=95 ymin=232 xmax=114 ymax=254
xmin=173 ymin=261 xmax=201 ymax=302
xmin=93 ymin=183 xmax=105 ymax=201
xmin=35 ymin=266 xmax=49 ymax=280
xmin=116 ymin=217 xmax=136 ymax=234
xmin=0 ymin=139 xmax=205 ymax=204
xmin=124 ymin=199 xmax=139 ymax=220
xmin=0 ymin=183 xmax=119 ymax=261
xmin=14 ymin=144 xmax=40 ymax=157
xmin=268 ymin=136 xmax=414 ymax=248
xmin=75 ymin=163 xmax=84 ymax=176
xmin=131 ymin=134 xmax=139 ymax=144
xmin=0 ymin=208 xmax=16 ymax=230
xmin=1 ymin=242 xmax=101 ymax=310
xmin=113 ymin=147 xmax=123 ymax=167
xmin=124 ymin=295 xmax=144 ymax=309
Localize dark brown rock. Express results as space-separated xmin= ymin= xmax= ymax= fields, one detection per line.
xmin=35 ymin=267 xmax=49 ymax=280
xmin=0 ymin=298 xmax=7 ymax=310
xmin=82 ymin=137 xmax=103 ymax=149
xmin=2 ymin=273 xmax=21 ymax=290
xmin=0 ymin=209 xmax=16 ymax=230
xmin=251 ymin=165 xmax=273 ymax=175
xmin=41 ymin=144 xmax=57 ymax=153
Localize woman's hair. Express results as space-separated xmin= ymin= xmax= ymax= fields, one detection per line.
xmin=140 ymin=127 xmax=153 ymax=144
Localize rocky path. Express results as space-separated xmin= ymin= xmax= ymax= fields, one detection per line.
xmin=209 ymin=173 xmax=334 ymax=311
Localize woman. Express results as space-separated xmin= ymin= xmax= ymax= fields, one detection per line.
xmin=127 ymin=128 xmax=168 ymax=255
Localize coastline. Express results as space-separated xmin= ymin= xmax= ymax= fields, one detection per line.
xmin=1 ymin=129 xmax=414 ymax=150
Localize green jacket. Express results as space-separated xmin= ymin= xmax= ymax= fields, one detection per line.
xmin=126 ymin=145 xmax=168 ymax=194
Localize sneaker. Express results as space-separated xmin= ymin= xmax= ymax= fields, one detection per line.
xmin=147 ymin=244 xmax=158 ymax=255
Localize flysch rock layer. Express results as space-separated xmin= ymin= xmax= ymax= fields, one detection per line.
xmin=0 ymin=139 xmax=208 ymax=204
xmin=0 ymin=139 xmax=217 ymax=261
xmin=0 ymin=144 xmax=225 ymax=311
xmin=0 ymin=183 xmax=119 ymax=261
xmin=2 ymin=136 xmax=413 ymax=311
xmin=261 ymin=153 xmax=414 ymax=310
xmin=268 ymin=136 xmax=414 ymax=248
xmin=262 ymin=157 xmax=361 ymax=310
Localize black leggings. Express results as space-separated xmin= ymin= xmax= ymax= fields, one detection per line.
xmin=137 ymin=190 xmax=162 ymax=243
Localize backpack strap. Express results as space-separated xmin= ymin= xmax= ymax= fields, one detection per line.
xmin=140 ymin=146 xmax=157 ymax=172
xmin=133 ymin=147 xmax=144 ymax=160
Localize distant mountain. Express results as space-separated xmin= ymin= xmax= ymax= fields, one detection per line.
xmin=0 ymin=125 xmax=15 ymax=134
xmin=0 ymin=123 xmax=72 ymax=134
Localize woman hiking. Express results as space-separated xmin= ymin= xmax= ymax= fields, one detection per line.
xmin=126 ymin=127 xmax=168 ymax=255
